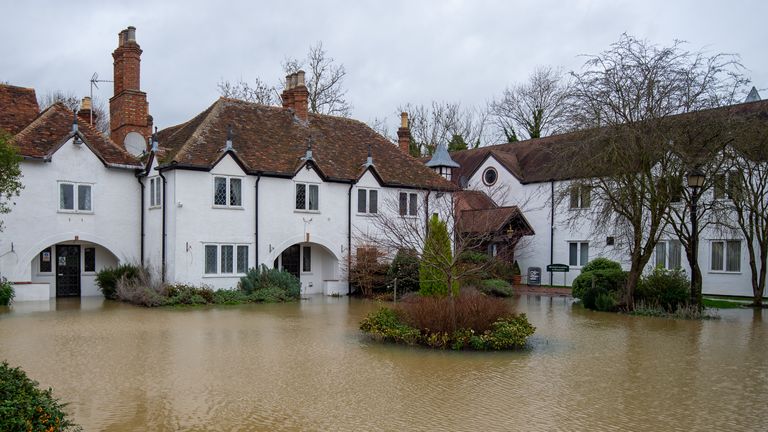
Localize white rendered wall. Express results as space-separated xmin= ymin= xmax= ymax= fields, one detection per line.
xmin=0 ymin=137 xmax=140 ymax=298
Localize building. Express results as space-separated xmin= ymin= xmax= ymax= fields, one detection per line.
xmin=0 ymin=27 xmax=454 ymax=301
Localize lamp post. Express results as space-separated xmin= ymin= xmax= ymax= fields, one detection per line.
xmin=686 ymin=167 xmax=705 ymax=307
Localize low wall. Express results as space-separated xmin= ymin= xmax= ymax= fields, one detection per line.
xmin=11 ymin=282 xmax=52 ymax=301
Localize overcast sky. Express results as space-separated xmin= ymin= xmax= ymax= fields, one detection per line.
xmin=2 ymin=0 xmax=766 ymax=134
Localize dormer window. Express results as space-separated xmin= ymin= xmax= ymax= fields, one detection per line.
xmin=435 ymin=166 xmax=452 ymax=181
xmin=296 ymin=182 xmax=319 ymax=211
xmin=213 ymin=176 xmax=242 ymax=208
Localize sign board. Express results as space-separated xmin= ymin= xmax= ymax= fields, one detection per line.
xmin=546 ymin=263 xmax=570 ymax=273
xmin=527 ymin=267 xmax=541 ymax=285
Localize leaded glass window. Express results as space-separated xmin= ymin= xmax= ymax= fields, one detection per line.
xmin=221 ymin=245 xmax=234 ymax=273
xmin=308 ymin=185 xmax=319 ymax=210
xmin=78 ymin=184 xmax=92 ymax=211
xmin=214 ymin=177 xmax=227 ymax=206
xmin=60 ymin=183 xmax=74 ymax=210
xmin=237 ymin=245 xmax=248 ymax=274
xmin=230 ymin=178 xmax=242 ymax=206
xmin=296 ymin=183 xmax=306 ymax=209
xmin=205 ymin=245 xmax=218 ymax=274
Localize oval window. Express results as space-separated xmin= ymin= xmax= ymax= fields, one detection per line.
xmin=482 ymin=167 xmax=498 ymax=186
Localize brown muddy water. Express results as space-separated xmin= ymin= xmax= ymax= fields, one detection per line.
xmin=1 ymin=295 xmax=766 ymax=431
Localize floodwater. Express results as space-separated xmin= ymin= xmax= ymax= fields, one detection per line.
xmin=1 ymin=295 xmax=766 ymax=432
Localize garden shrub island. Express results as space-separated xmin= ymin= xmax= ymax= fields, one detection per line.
xmin=96 ymin=265 xmax=300 ymax=307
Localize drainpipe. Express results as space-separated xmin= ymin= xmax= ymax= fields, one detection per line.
xmin=158 ymin=169 xmax=167 ymax=283
xmin=347 ymin=182 xmax=353 ymax=295
xmin=550 ymin=180 xmax=555 ymax=286
xmin=136 ymin=175 xmax=145 ymax=265
xmin=255 ymin=174 xmax=261 ymax=269
xmin=425 ymin=190 xmax=431 ymax=239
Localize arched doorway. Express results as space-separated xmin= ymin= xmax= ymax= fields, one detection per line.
xmin=273 ymin=242 xmax=341 ymax=295
xmin=30 ymin=241 xmax=120 ymax=298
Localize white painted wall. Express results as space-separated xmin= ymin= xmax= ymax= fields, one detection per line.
xmin=0 ymin=137 xmax=140 ymax=298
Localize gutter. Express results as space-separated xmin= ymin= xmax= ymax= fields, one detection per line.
xmin=255 ymin=174 xmax=261 ymax=268
xmin=158 ymin=169 xmax=168 ymax=283
xmin=550 ymin=180 xmax=555 ymax=286
xmin=347 ymin=182 xmax=354 ymax=295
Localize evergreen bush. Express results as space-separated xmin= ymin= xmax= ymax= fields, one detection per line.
xmin=386 ymin=248 xmax=420 ymax=293
xmin=635 ymin=266 xmax=690 ymax=312
xmin=0 ymin=278 xmax=14 ymax=306
xmin=238 ymin=265 xmax=301 ymax=299
xmin=0 ymin=361 xmax=81 ymax=431
xmin=419 ymin=215 xmax=456 ymax=296
xmin=96 ymin=264 xmax=140 ymax=300
xmin=478 ymin=279 xmax=514 ymax=297
xmin=572 ymin=258 xmax=626 ymax=310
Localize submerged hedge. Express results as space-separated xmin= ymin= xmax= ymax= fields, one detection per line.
xmin=360 ymin=307 xmax=535 ymax=351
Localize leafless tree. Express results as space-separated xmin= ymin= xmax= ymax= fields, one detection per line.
xmin=559 ymin=34 xmax=747 ymax=309
xmin=217 ymin=77 xmax=277 ymax=105
xmin=397 ymin=101 xmax=491 ymax=156
xmin=491 ymin=66 xmax=572 ymax=141
xmin=38 ymin=90 xmax=110 ymax=135
xmin=283 ymin=42 xmax=350 ymax=117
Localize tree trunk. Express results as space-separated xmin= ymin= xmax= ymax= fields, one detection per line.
xmin=624 ymin=266 xmax=640 ymax=311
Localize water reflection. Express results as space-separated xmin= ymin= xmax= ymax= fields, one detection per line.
xmin=0 ymin=295 xmax=766 ymax=431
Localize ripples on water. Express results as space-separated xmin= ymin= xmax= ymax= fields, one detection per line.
xmin=1 ymin=295 xmax=766 ymax=431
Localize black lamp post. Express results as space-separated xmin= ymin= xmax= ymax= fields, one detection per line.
xmin=686 ymin=167 xmax=705 ymax=307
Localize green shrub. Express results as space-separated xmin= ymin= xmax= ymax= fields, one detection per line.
xmin=487 ymin=259 xmax=516 ymax=281
xmin=239 ymin=265 xmax=300 ymax=300
xmin=359 ymin=307 xmax=535 ymax=350
xmin=0 ymin=278 xmax=14 ymax=306
xmin=478 ymin=279 xmax=514 ymax=297
xmin=212 ymin=289 xmax=250 ymax=304
xmin=582 ymin=257 xmax=622 ymax=273
xmin=96 ymin=264 xmax=140 ymax=300
xmin=419 ymin=215 xmax=456 ymax=296
xmin=511 ymin=260 xmax=521 ymax=276
xmin=386 ymin=248 xmax=420 ymax=293
xmin=635 ymin=266 xmax=690 ymax=312
xmin=594 ymin=291 xmax=618 ymax=312
xmin=458 ymin=251 xmax=489 ymax=265
xmin=0 ymin=361 xmax=81 ymax=432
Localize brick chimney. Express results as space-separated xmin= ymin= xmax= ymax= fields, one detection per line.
xmin=77 ymin=96 xmax=97 ymax=126
xmin=292 ymin=70 xmax=309 ymax=122
xmin=281 ymin=73 xmax=294 ymax=109
xmin=397 ymin=112 xmax=411 ymax=154
xmin=109 ymin=26 xmax=151 ymax=148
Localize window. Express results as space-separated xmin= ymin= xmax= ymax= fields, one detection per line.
xmin=295 ymin=183 xmax=319 ymax=211
xmin=84 ymin=247 xmax=96 ymax=272
xmin=357 ymin=189 xmax=378 ymax=214
xmin=569 ymin=242 xmax=589 ymax=267
xmin=482 ymin=167 xmax=497 ymax=186
xmin=213 ymin=176 xmax=242 ymax=207
xmin=39 ymin=248 xmax=52 ymax=273
xmin=149 ymin=177 xmax=162 ymax=208
xmin=569 ymin=184 xmax=591 ymax=209
xmin=714 ymin=172 xmax=743 ymax=200
xmin=59 ymin=182 xmax=92 ymax=212
xmin=436 ymin=166 xmax=452 ymax=181
xmin=204 ymin=244 xmax=249 ymax=275
xmin=655 ymin=240 xmax=682 ymax=269
xmin=302 ymin=246 xmax=312 ymax=272
xmin=399 ymin=192 xmax=418 ymax=216
xmin=711 ymin=240 xmax=741 ymax=272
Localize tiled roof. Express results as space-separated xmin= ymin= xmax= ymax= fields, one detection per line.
xmin=12 ymin=103 xmax=142 ymax=168
xmin=156 ymin=98 xmax=456 ymax=190
xmin=0 ymin=84 xmax=40 ymax=135
xmin=451 ymin=98 xmax=768 ymax=185
xmin=458 ymin=206 xmax=535 ymax=236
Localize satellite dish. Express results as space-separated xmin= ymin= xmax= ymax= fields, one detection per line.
xmin=124 ymin=132 xmax=146 ymax=156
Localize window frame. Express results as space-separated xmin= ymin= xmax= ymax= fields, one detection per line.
xmin=58 ymin=181 xmax=94 ymax=213
xmin=713 ymin=171 xmax=743 ymax=201
xmin=709 ymin=240 xmax=741 ymax=273
xmin=356 ymin=188 xmax=379 ymax=215
xmin=83 ymin=247 xmax=96 ymax=273
xmin=302 ymin=246 xmax=312 ymax=273
xmin=149 ymin=177 xmax=163 ymax=209
xmin=654 ymin=240 xmax=682 ymax=270
xmin=295 ymin=182 xmax=320 ymax=212
xmin=38 ymin=247 xmax=53 ymax=274
xmin=482 ymin=167 xmax=497 ymax=186
xmin=569 ymin=184 xmax=591 ymax=209
xmin=568 ymin=241 xmax=589 ymax=268
xmin=398 ymin=192 xmax=418 ymax=217
xmin=203 ymin=243 xmax=249 ymax=276
xmin=212 ymin=175 xmax=244 ymax=209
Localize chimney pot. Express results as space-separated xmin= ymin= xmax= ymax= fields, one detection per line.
xmin=81 ymin=96 xmax=92 ymax=111
xmin=400 ymin=112 xmax=408 ymax=128
xmin=126 ymin=26 xmax=136 ymax=42
xmin=397 ymin=112 xmax=411 ymax=154
xmin=290 ymin=73 xmax=298 ymax=89
xmin=296 ymin=70 xmax=306 ymax=87
xmin=285 ymin=74 xmax=293 ymax=90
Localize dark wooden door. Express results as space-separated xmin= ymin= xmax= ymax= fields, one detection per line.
xmin=281 ymin=245 xmax=300 ymax=279
xmin=56 ymin=245 xmax=81 ymax=297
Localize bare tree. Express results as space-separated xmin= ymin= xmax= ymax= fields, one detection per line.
xmin=398 ymin=101 xmax=491 ymax=156
xmin=217 ymin=77 xmax=277 ymax=105
xmin=491 ymin=66 xmax=571 ymax=141
xmin=38 ymin=90 xmax=110 ymax=134
xmin=283 ymin=42 xmax=350 ymax=117
xmin=560 ymin=34 xmax=746 ymax=309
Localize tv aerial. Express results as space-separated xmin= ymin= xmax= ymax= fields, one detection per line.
xmin=89 ymin=72 xmax=113 ymax=125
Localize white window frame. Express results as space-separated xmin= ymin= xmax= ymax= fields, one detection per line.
xmin=58 ymin=181 xmax=93 ymax=213
xmin=568 ymin=241 xmax=589 ymax=268
xmin=713 ymin=171 xmax=742 ymax=201
xmin=569 ymin=184 xmax=591 ymax=209
xmin=709 ymin=240 xmax=741 ymax=273
xmin=399 ymin=191 xmax=418 ymax=217
xmin=149 ymin=177 xmax=162 ymax=209
xmin=436 ymin=166 xmax=452 ymax=181
xmin=82 ymin=246 xmax=97 ymax=274
xmin=302 ymin=245 xmax=312 ymax=273
xmin=654 ymin=240 xmax=683 ymax=270
xmin=357 ymin=188 xmax=379 ymax=215
xmin=212 ymin=175 xmax=244 ymax=208
xmin=295 ymin=182 xmax=320 ymax=212
xmin=203 ymin=243 xmax=249 ymax=276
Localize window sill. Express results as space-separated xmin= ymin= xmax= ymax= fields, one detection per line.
xmin=356 ymin=212 xmax=378 ymax=217
xmin=58 ymin=210 xmax=94 ymax=214
xmin=149 ymin=206 xmax=162 ymax=210
xmin=212 ymin=205 xmax=245 ymax=210
xmin=202 ymin=274 xmax=246 ymax=278
xmin=707 ymin=271 xmax=742 ymax=275
xmin=399 ymin=215 xmax=418 ymax=219
xmin=294 ymin=209 xmax=321 ymax=214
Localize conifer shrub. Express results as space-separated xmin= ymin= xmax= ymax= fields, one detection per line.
xmin=572 ymin=258 xmax=626 ymax=310
xmin=0 ymin=361 xmax=81 ymax=432
xmin=238 ymin=265 xmax=301 ymax=299
xmin=0 ymin=278 xmax=14 ymax=306
xmin=96 ymin=264 xmax=140 ymax=300
xmin=478 ymin=278 xmax=514 ymax=297
xmin=419 ymin=215 xmax=457 ymax=296
xmin=386 ymin=248 xmax=420 ymax=293
xmin=635 ymin=266 xmax=690 ymax=312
